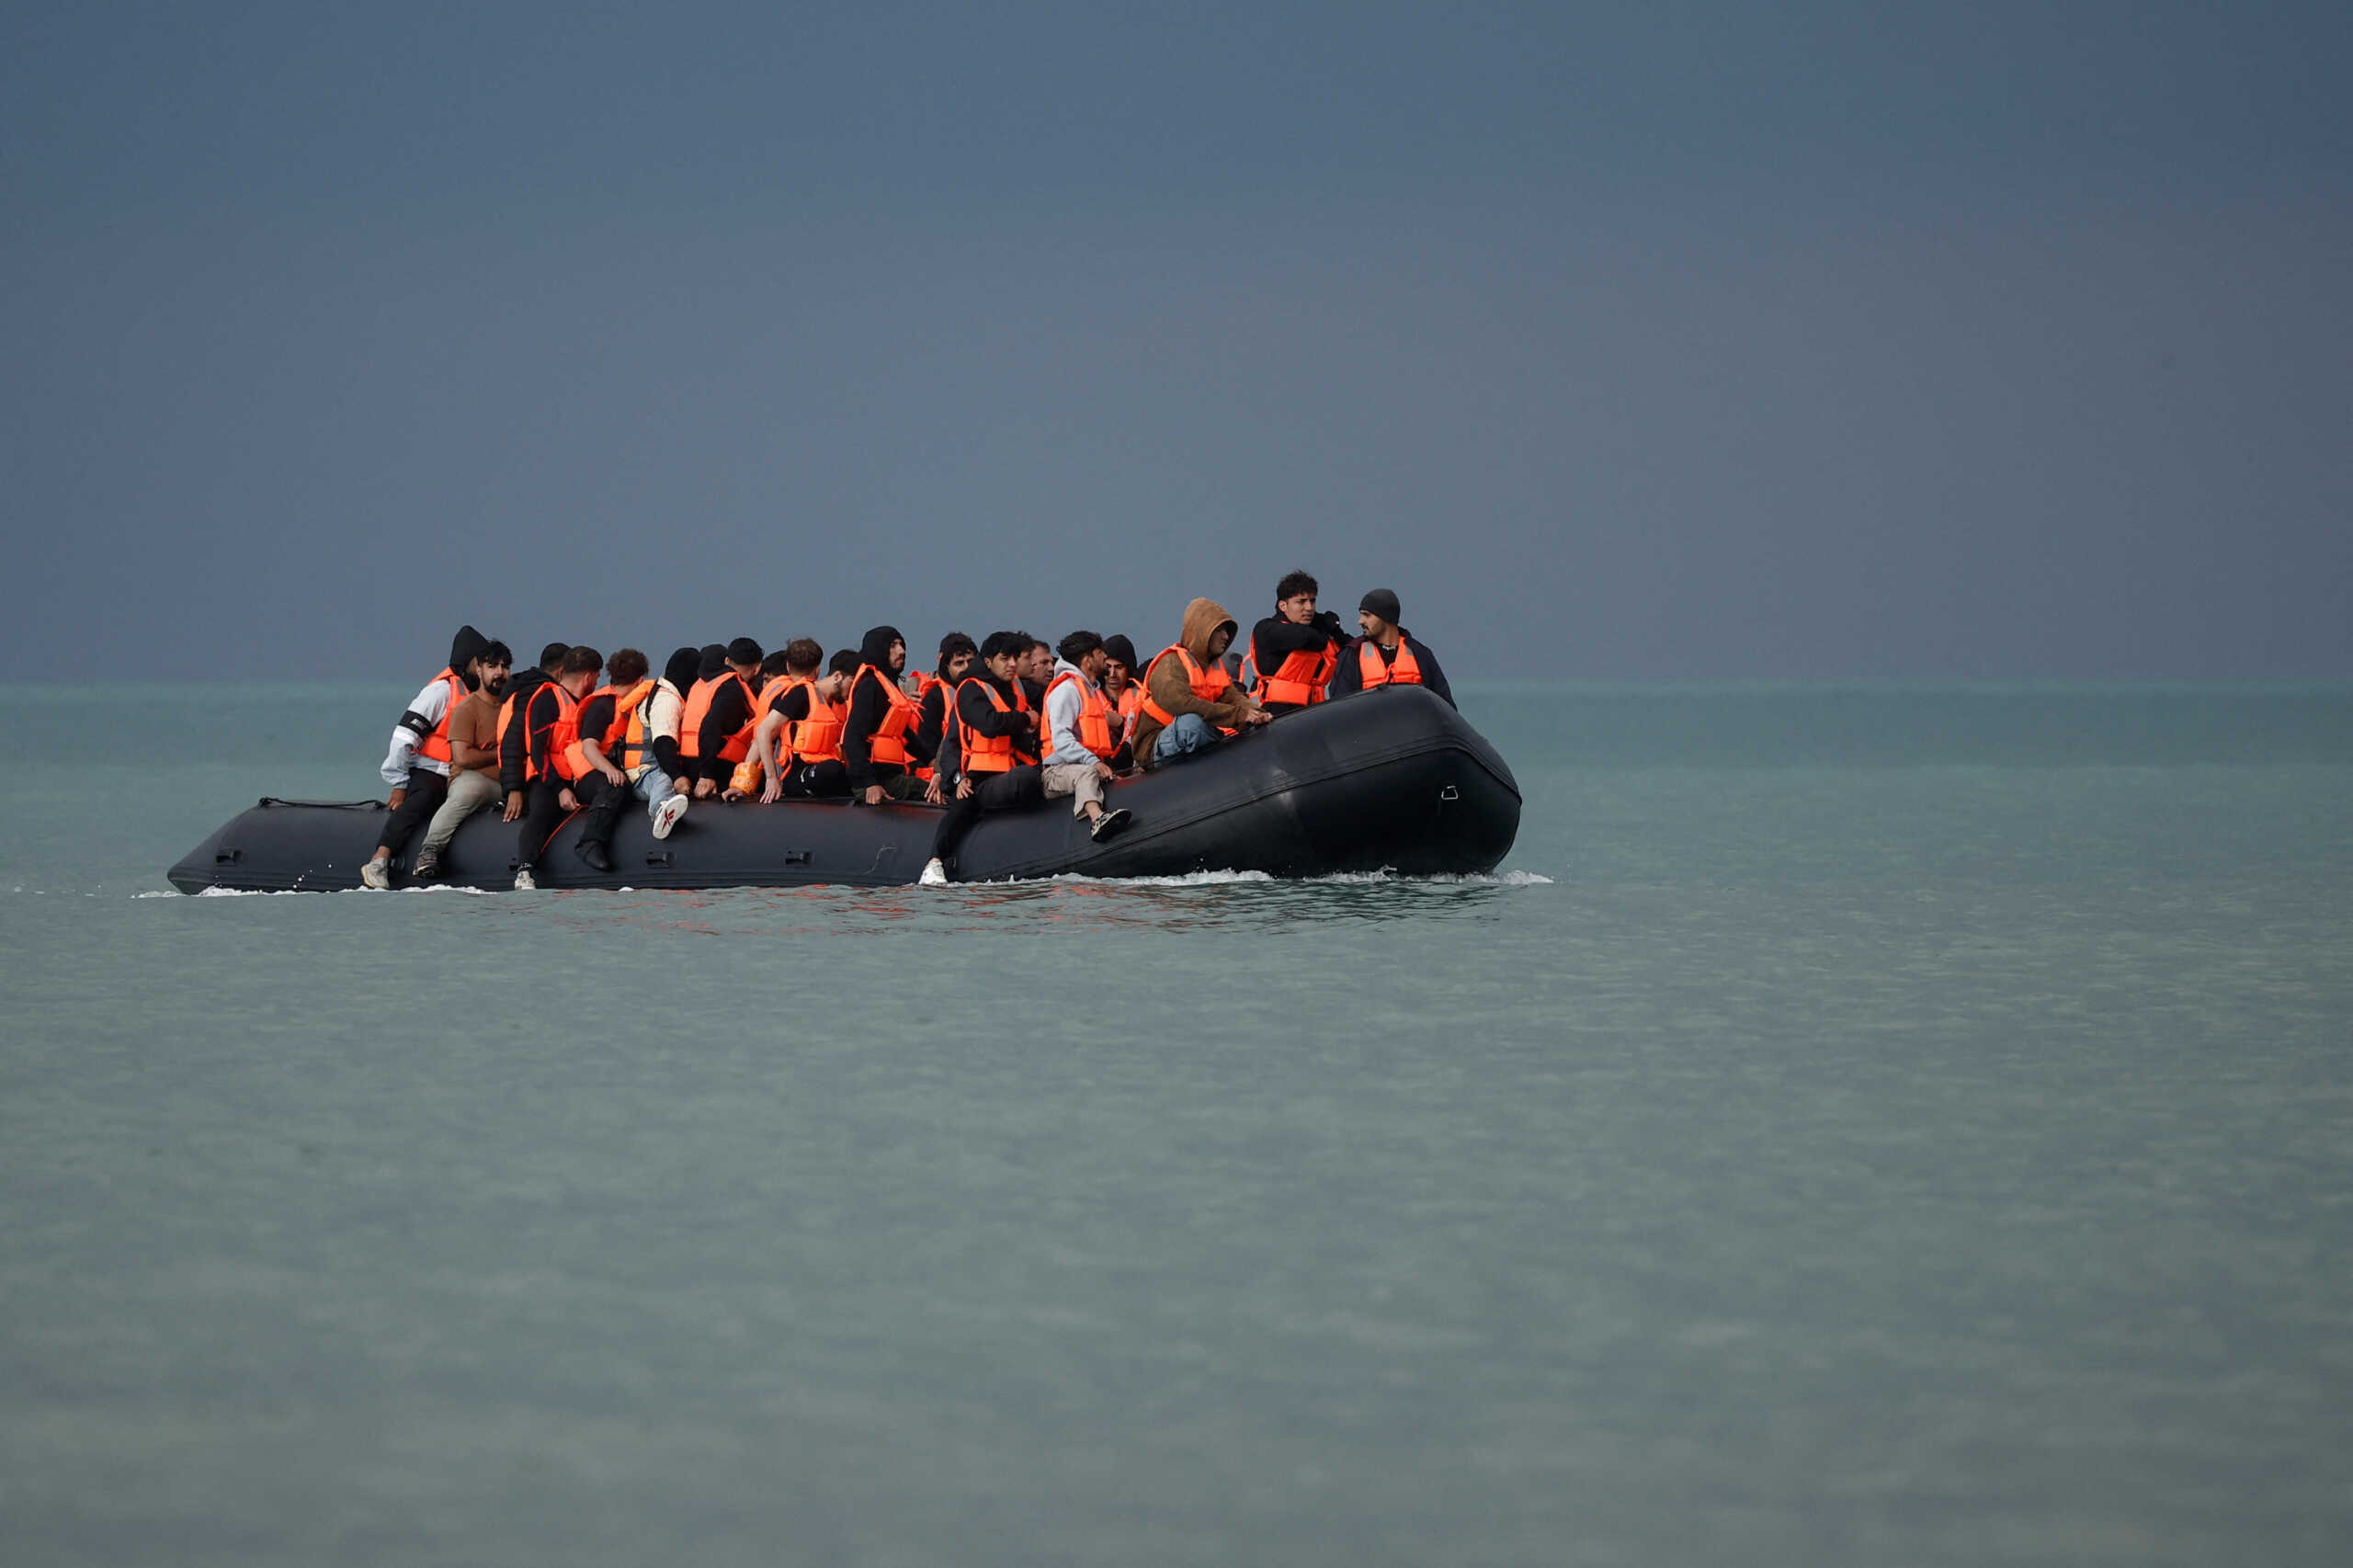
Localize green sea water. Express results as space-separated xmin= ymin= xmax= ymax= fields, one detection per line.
xmin=4 ymin=684 xmax=2350 ymax=1564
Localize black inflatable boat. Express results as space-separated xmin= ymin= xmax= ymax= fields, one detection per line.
xmin=167 ymin=687 xmax=1518 ymax=893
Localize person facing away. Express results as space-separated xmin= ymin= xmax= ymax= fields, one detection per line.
xmin=629 ymin=646 xmax=700 ymax=840
xmin=407 ymin=640 xmax=513 ymax=882
xmin=562 ymin=647 xmax=674 ymax=871
xmin=841 ymin=625 xmax=930 ymax=804
xmin=1249 ymin=569 xmax=1348 ymax=716
xmin=362 ymin=622 xmax=494 ymax=889
xmin=920 ymin=631 xmax=1047 ymax=885
xmin=1326 ymin=587 xmax=1455 ymax=709
xmin=498 ymin=642 xmax=571 ymax=824
xmin=1130 ymin=598 xmax=1268 ymax=768
xmin=511 ymin=645 xmax=606 ymax=889
xmin=680 ymin=638 xmax=764 ymax=800
xmin=911 ymin=631 xmax=978 ymax=787
xmin=1039 ymin=630 xmax=1135 ymax=843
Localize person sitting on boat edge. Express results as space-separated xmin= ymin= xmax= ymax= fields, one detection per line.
xmin=1327 ymin=588 xmax=1454 ymax=709
xmin=562 ymin=647 xmax=669 ymax=873
xmin=1040 ymin=630 xmax=1136 ymax=844
xmin=632 ymin=646 xmax=699 ymax=839
xmin=512 ymin=645 xmax=606 ymax=890
xmin=1130 ymin=597 xmax=1267 ymax=768
xmin=911 ymin=631 xmax=977 ymax=790
xmin=408 ymin=640 xmax=512 ymax=882
xmin=680 ymin=638 xmax=763 ymax=800
xmin=361 ymin=622 xmax=494 ymax=890
xmin=842 ymin=625 xmax=930 ymax=804
xmin=1249 ymin=568 xmax=1347 ymax=717
xmin=722 ymin=648 xmax=801 ymax=798
xmin=920 ymin=631 xmax=1046 ymax=886
xmin=498 ymin=642 xmax=570 ymax=824
xmin=1099 ymin=634 xmax=1144 ymax=767
xmin=726 ymin=641 xmax=852 ymax=801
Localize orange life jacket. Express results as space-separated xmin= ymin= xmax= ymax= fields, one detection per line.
xmin=412 ymin=668 xmax=470 ymax=765
xmin=561 ymin=679 xmax=654 ymax=782
xmin=527 ymin=683 xmax=584 ymax=783
xmin=788 ymin=681 xmax=846 ymax=766
xmin=957 ymin=678 xmax=1038 ymax=773
xmin=725 ymin=674 xmax=801 ymax=791
xmin=678 ymin=671 xmax=756 ymax=764
xmin=1358 ymin=639 xmax=1424 ymax=689
xmin=1254 ymin=641 xmax=1338 ymax=708
xmin=1042 ymin=672 xmax=1118 ymax=761
xmin=1139 ymin=645 xmax=1238 ymax=737
xmin=848 ymin=665 xmax=918 ymax=767
xmin=1108 ymin=681 xmax=1144 ymax=742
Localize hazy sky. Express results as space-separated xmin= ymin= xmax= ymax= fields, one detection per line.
xmin=6 ymin=2 xmax=2347 ymax=679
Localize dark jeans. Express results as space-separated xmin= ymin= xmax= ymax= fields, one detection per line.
xmin=377 ymin=767 xmax=449 ymax=857
xmin=570 ymin=771 xmax=630 ymax=850
xmin=782 ymin=760 xmax=852 ymax=799
xmin=928 ymin=767 xmax=1043 ymax=869
xmin=516 ymin=780 xmax=572 ymax=869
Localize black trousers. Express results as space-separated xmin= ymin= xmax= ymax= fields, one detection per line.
xmin=782 ymin=760 xmax=852 ymax=799
xmin=377 ymin=767 xmax=449 ymax=856
xmin=570 ymin=771 xmax=631 ymax=850
xmin=928 ymin=767 xmax=1043 ymax=868
xmin=517 ymin=780 xmax=572 ymax=869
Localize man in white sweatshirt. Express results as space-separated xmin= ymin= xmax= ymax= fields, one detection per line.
xmin=1039 ymin=631 xmax=1133 ymax=842
xmin=362 ymin=624 xmax=494 ymax=889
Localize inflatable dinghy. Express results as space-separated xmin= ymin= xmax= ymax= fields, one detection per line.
xmin=168 ymin=687 xmax=1518 ymax=893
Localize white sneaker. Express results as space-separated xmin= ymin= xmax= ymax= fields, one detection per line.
xmin=918 ymin=858 xmax=949 ymax=887
xmin=652 ymin=793 xmax=688 ymax=840
xmin=512 ymin=866 xmax=537 ymax=892
xmin=360 ymin=858 xmax=391 ymax=891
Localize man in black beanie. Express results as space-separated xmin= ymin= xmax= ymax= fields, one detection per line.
xmin=1327 ymin=588 xmax=1455 ymax=709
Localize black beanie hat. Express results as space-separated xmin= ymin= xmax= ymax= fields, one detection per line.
xmin=1358 ymin=588 xmax=1402 ymax=624
xmin=1101 ymin=634 xmax=1138 ymax=670
xmin=697 ymin=643 xmax=729 ymax=681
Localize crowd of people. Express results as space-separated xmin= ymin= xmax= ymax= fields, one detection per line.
xmin=359 ymin=573 xmax=1452 ymax=890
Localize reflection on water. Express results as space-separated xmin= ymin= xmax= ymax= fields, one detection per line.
xmin=533 ymin=871 xmax=1553 ymax=937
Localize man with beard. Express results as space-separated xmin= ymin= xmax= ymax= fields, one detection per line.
xmin=361 ymin=623 xmax=495 ymax=889
xmin=911 ymin=631 xmax=977 ymax=788
xmin=410 ymin=640 xmax=512 ymax=881
xmin=1326 ymin=588 xmax=1456 ymax=709
xmin=1017 ymin=634 xmax=1054 ymax=710
xmin=841 ymin=625 xmax=930 ymax=804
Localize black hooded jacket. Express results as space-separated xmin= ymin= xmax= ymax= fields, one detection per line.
xmin=499 ymin=666 xmax=557 ymax=794
xmin=841 ymin=625 xmax=909 ymax=790
xmin=404 ymin=624 xmax=488 ymax=741
xmin=648 ymin=647 xmax=699 ymax=779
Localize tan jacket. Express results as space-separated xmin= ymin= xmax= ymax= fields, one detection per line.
xmin=1130 ymin=597 xmax=1261 ymax=764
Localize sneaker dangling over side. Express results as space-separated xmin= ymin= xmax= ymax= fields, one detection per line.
xmin=652 ymin=793 xmax=688 ymax=840
xmin=512 ymin=866 xmax=537 ymax=892
xmin=919 ymin=858 xmax=950 ymax=887
xmin=360 ymin=858 xmax=392 ymax=891
xmin=1089 ymin=807 xmax=1132 ymax=842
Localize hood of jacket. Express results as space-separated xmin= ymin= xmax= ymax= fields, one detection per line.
xmin=664 ymin=646 xmax=703 ymax=693
xmin=858 ymin=625 xmax=904 ymax=673
xmin=696 ymin=643 xmax=729 ymax=683
xmin=503 ymin=665 xmax=551 ymax=705
xmin=449 ymin=624 xmax=490 ymax=687
xmin=1177 ymin=598 xmax=1237 ymax=665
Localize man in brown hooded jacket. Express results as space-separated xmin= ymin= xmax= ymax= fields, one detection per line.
xmin=1129 ymin=597 xmax=1268 ymax=767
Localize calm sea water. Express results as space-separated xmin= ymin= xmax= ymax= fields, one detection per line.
xmin=5 ymin=684 xmax=2349 ymax=1565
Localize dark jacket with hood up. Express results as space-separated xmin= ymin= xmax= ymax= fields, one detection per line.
xmin=498 ymin=665 xmax=557 ymax=795
xmin=840 ymin=626 xmax=911 ymax=792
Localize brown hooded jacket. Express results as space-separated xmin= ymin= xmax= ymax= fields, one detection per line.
xmin=1131 ymin=597 xmax=1262 ymax=764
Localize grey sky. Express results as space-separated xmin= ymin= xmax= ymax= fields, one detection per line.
xmin=6 ymin=2 xmax=2348 ymax=679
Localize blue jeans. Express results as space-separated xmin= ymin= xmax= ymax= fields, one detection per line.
xmin=1153 ymin=713 xmax=1217 ymax=764
xmin=633 ymin=767 xmax=678 ymax=819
